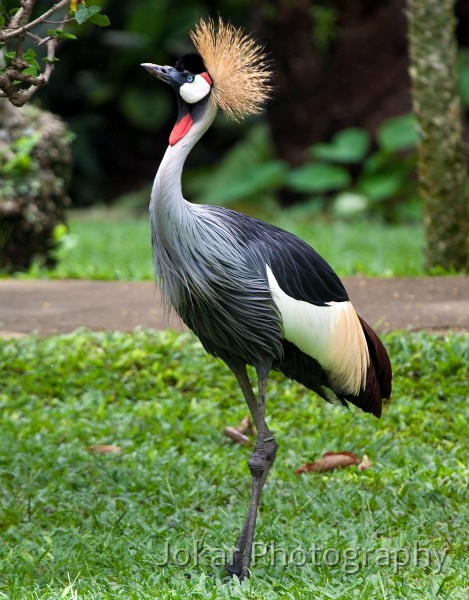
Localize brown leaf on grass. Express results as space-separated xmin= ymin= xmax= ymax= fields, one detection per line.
xmin=223 ymin=427 xmax=252 ymax=446
xmin=295 ymin=451 xmax=365 ymax=474
xmin=223 ymin=415 xmax=255 ymax=445
xmin=236 ymin=415 xmax=255 ymax=436
xmin=357 ymin=454 xmax=373 ymax=471
xmin=88 ymin=444 xmax=121 ymax=455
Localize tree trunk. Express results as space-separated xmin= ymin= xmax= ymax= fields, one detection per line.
xmin=407 ymin=0 xmax=469 ymax=272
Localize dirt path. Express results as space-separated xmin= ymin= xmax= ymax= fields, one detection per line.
xmin=0 ymin=276 xmax=468 ymax=338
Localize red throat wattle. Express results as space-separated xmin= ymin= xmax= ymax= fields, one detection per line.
xmin=200 ymin=72 xmax=212 ymax=85
xmin=169 ymin=113 xmax=193 ymax=146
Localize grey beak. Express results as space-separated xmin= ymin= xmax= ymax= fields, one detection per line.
xmin=141 ymin=63 xmax=176 ymax=85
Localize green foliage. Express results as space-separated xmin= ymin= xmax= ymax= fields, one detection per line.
xmin=301 ymin=115 xmax=419 ymax=221
xmin=0 ymin=329 xmax=467 ymax=598
xmin=209 ymin=160 xmax=287 ymax=205
xmin=0 ymin=0 xmax=110 ymax=107
xmin=311 ymin=128 xmax=371 ymax=164
xmin=0 ymin=131 xmax=41 ymax=176
xmin=287 ymin=163 xmax=352 ymax=194
xmin=190 ymin=116 xmax=420 ymax=222
xmin=19 ymin=48 xmax=40 ymax=77
xmin=376 ymin=113 xmax=419 ymax=152
xmin=47 ymin=29 xmax=78 ymax=41
xmin=74 ymin=5 xmax=110 ymax=27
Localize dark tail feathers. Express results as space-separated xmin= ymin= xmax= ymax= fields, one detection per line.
xmin=356 ymin=316 xmax=392 ymax=417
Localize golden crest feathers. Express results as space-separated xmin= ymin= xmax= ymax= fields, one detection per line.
xmin=190 ymin=17 xmax=273 ymax=121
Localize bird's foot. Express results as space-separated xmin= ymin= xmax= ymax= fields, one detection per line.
xmin=224 ymin=550 xmax=249 ymax=581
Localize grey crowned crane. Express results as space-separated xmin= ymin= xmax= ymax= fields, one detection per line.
xmin=142 ymin=17 xmax=392 ymax=579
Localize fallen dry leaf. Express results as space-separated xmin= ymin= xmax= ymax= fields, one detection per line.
xmin=223 ymin=415 xmax=255 ymax=445
xmin=357 ymin=454 xmax=373 ymax=471
xmin=236 ymin=415 xmax=255 ymax=436
xmin=295 ymin=451 xmax=365 ymax=474
xmin=88 ymin=444 xmax=121 ymax=455
xmin=223 ymin=426 xmax=252 ymax=446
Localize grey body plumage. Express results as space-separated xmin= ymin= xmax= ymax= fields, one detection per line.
xmin=152 ymin=201 xmax=284 ymax=367
xmin=143 ymin=17 xmax=392 ymax=580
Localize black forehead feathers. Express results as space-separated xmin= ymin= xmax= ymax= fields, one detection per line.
xmin=175 ymin=53 xmax=206 ymax=74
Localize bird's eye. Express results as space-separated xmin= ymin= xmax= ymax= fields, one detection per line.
xmin=186 ymin=74 xmax=194 ymax=83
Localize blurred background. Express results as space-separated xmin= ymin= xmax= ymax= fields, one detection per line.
xmin=35 ymin=0 xmax=469 ymax=216
xmin=2 ymin=0 xmax=469 ymax=276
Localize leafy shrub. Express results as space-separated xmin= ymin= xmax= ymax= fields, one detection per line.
xmin=188 ymin=114 xmax=421 ymax=222
xmin=0 ymin=102 xmax=73 ymax=272
xmin=287 ymin=113 xmax=420 ymax=221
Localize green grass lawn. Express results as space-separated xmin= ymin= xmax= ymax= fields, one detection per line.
xmin=1 ymin=329 xmax=468 ymax=599
xmin=22 ymin=208 xmax=425 ymax=280
xmin=4 ymin=206 xmax=466 ymax=597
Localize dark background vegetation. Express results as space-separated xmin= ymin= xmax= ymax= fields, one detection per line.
xmin=32 ymin=0 xmax=469 ymax=216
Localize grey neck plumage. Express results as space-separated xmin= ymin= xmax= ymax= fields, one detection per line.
xmin=150 ymin=98 xmax=217 ymax=225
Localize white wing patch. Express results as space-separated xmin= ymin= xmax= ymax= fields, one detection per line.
xmin=180 ymin=74 xmax=211 ymax=104
xmin=266 ymin=265 xmax=369 ymax=395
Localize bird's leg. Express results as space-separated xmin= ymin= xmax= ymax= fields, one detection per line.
xmin=225 ymin=364 xmax=278 ymax=580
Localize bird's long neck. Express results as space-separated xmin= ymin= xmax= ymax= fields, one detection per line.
xmin=151 ymin=99 xmax=217 ymax=223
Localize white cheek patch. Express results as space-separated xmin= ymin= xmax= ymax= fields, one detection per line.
xmin=180 ymin=74 xmax=211 ymax=104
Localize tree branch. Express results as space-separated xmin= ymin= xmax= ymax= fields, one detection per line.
xmin=0 ymin=0 xmax=70 ymax=41
xmin=1 ymin=0 xmax=108 ymax=106
xmin=0 ymin=2 xmax=71 ymax=105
